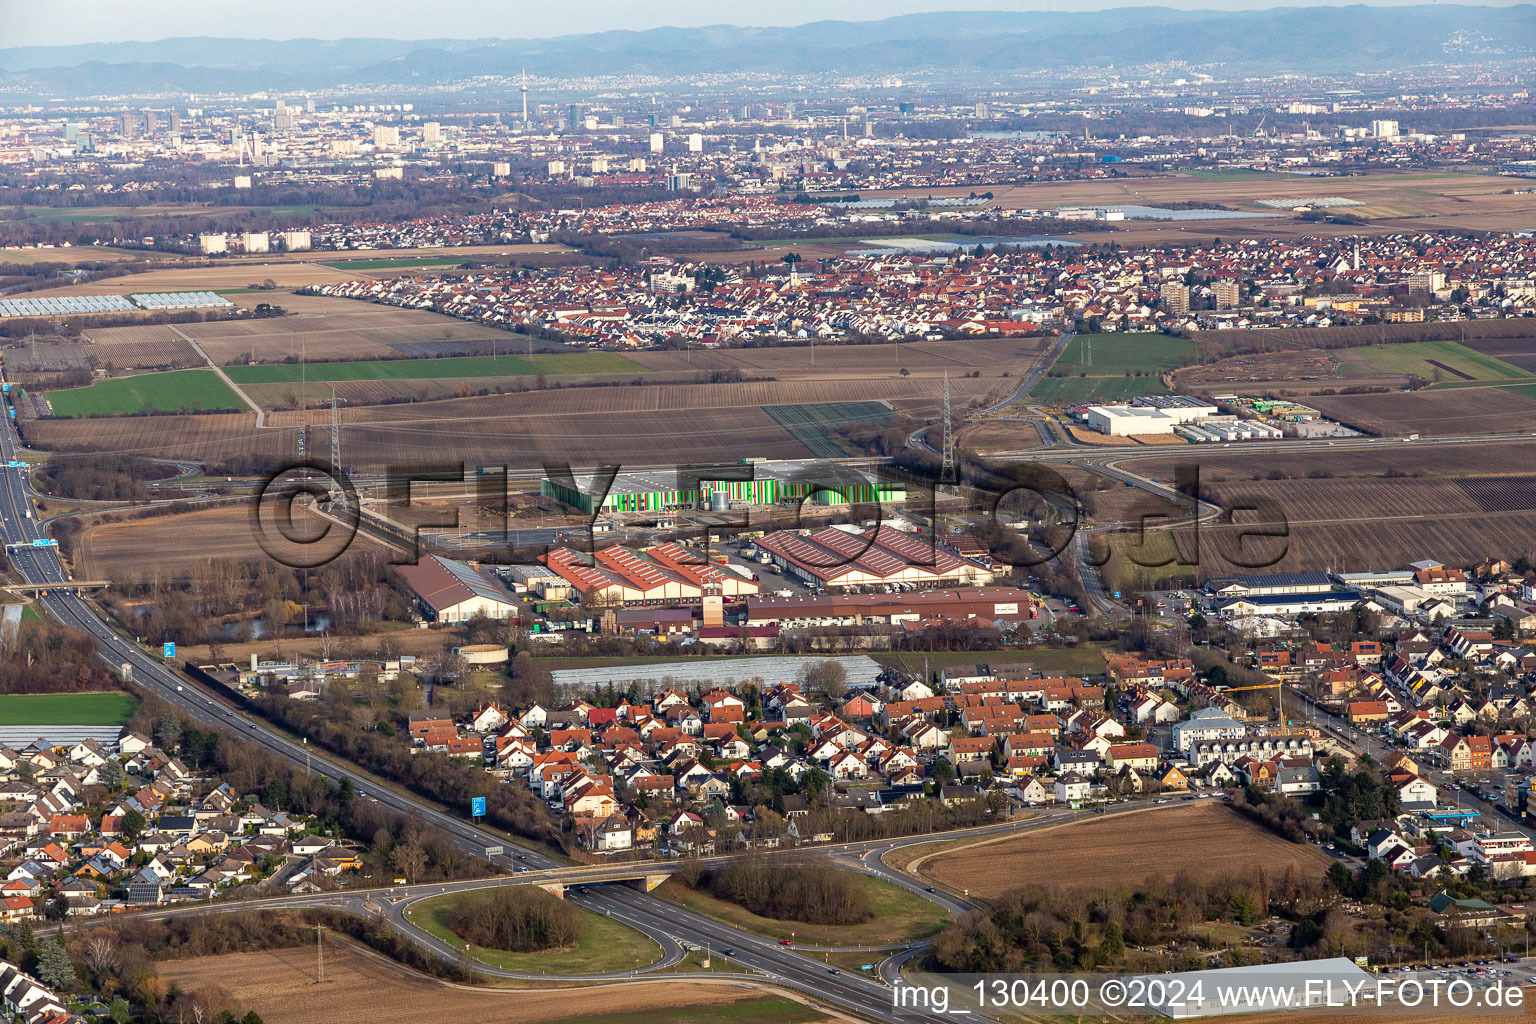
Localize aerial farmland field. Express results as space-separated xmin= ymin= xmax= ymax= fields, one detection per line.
xmin=1356 ymin=340 xmax=1527 ymax=381
xmin=154 ymin=945 xmax=818 ymax=1024
xmin=0 ymin=691 xmax=137 ymax=725
xmin=43 ymin=368 xmax=244 ymax=417
xmin=1028 ymin=332 xmax=1195 ymax=404
xmin=1030 ymin=374 xmax=1167 ymax=403
xmin=1128 ymin=439 xmax=1536 ymax=577
xmin=1305 ymin=385 xmax=1536 ymax=436
xmin=916 ymin=803 xmax=1331 ymax=898
xmin=224 ymin=351 xmax=645 ymax=383
xmin=762 ymin=401 xmax=894 ymax=457
xmin=1053 ymin=332 xmax=1201 ymax=376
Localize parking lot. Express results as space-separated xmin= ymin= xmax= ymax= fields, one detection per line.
xmin=1139 ymin=587 xmax=1203 ymax=618
xmin=1381 ymin=957 xmax=1534 ymax=985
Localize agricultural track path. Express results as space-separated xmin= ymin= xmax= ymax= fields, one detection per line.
xmin=171 ymin=323 xmax=266 ymax=426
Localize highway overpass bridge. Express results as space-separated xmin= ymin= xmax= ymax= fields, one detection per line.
xmin=3 ymin=580 xmax=109 ymax=594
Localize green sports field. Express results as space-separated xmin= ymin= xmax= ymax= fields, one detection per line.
xmin=45 ymin=369 xmax=244 ymax=417
xmin=224 ymin=352 xmax=644 ymax=384
xmin=0 ymin=691 xmax=137 ymax=726
xmin=1359 ymin=340 xmax=1526 ymax=382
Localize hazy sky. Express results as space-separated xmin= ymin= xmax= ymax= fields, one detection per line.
xmin=0 ymin=0 xmax=1523 ymax=47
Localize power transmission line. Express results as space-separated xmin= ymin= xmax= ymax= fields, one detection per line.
xmin=940 ymin=371 xmax=956 ymax=485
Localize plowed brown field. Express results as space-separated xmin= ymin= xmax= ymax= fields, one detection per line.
xmin=152 ymin=944 xmax=823 ymax=1024
xmin=1306 ymin=386 xmax=1536 ymax=437
xmin=919 ymin=803 xmax=1332 ymax=899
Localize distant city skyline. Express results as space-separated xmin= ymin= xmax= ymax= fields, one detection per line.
xmin=0 ymin=0 xmax=1526 ymax=48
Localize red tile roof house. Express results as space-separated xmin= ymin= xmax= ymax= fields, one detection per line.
xmin=43 ymin=815 xmax=88 ymax=839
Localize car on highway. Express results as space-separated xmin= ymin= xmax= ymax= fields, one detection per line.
xmin=828 ymin=968 xmax=840 ymax=975
xmin=722 ymin=948 xmax=734 ymax=956
xmin=779 ymin=939 xmax=793 ymax=946
xmin=925 ymin=886 xmax=936 ymax=893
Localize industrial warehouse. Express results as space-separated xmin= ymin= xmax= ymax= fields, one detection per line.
xmin=1078 ymin=395 xmax=1294 ymax=442
xmin=1080 ymin=395 xmax=1219 ymax=436
xmin=539 ymin=542 xmax=761 ymax=606
xmin=541 ymin=462 xmax=908 ymax=514
xmin=744 ymin=587 xmax=1039 ymax=627
xmin=752 ymin=525 xmax=996 ymax=590
xmin=396 ymin=555 xmax=520 ymax=623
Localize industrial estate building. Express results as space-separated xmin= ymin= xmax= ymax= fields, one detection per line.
xmin=396 ymin=555 xmax=520 ymax=623
xmin=1203 ymin=571 xmax=1363 ymax=618
xmin=541 ymin=463 xmax=907 ymax=514
xmin=548 ymin=654 xmax=884 ymax=697
xmin=1082 ymin=396 xmax=1218 ymax=436
xmin=1080 ymin=394 xmax=1287 ymax=442
xmin=540 ymin=542 xmax=759 ymax=606
xmin=753 ymin=525 xmax=995 ymax=590
xmin=744 ymin=587 xmax=1038 ymax=627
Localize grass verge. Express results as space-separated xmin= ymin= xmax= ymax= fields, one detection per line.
xmin=406 ymin=891 xmax=661 ymax=975
xmin=654 ymin=872 xmax=952 ymax=947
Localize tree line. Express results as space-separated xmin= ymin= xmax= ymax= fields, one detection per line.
xmin=447 ymin=887 xmax=585 ymax=953
xmin=249 ymin=694 xmax=559 ymax=846
xmin=129 ymin=694 xmax=489 ymax=886
xmin=698 ymin=857 xmax=873 ymax=926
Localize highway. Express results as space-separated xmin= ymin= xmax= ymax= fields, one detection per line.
xmin=9 ymin=369 xmax=1528 ymax=1015
xmin=0 ymin=403 xmax=986 ymax=1022
xmin=977 ymin=324 xmax=1074 ymax=418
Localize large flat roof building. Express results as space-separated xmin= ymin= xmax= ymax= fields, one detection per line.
xmin=1082 ymin=396 xmax=1217 ymax=436
xmin=396 ymin=555 xmax=519 ymax=623
xmin=540 ymin=543 xmax=758 ymax=607
xmin=549 ymin=655 xmax=882 ymax=698
xmin=542 ymin=461 xmax=905 ymax=515
xmin=755 ymin=525 xmax=994 ymax=590
xmin=745 ymin=587 xmax=1037 ymax=627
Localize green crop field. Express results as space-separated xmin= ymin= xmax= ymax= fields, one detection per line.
xmin=1028 ymin=332 xmax=1194 ymax=405
xmin=1360 ymin=340 xmax=1526 ymax=382
xmin=225 ymin=352 xmax=644 ymax=384
xmin=46 ymin=369 xmax=244 ymax=417
xmin=1029 ymin=374 xmax=1167 ymax=404
xmin=0 ymin=691 xmax=137 ymax=726
xmin=1053 ymin=333 xmax=1200 ymax=376
xmin=763 ymin=401 xmax=893 ymax=458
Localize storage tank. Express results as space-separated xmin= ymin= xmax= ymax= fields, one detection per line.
xmin=457 ymin=644 xmax=510 ymax=668
xmin=710 ymin=491 xmax=731 ymax=512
